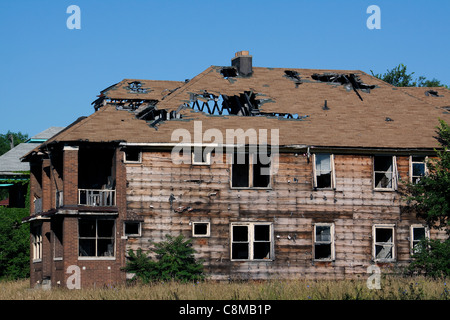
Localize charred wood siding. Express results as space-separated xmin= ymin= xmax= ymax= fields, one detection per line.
xmin=124 ymin=151 xmax=436 ymax=280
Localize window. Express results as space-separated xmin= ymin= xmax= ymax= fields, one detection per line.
xmin=79 ymin=218 xmax=115 ymax=258
xmin=313 ymin=154 xmax=335 ymax=189
xmin=52 ymin=218 xmax=63 ymax=260
xmin=314 ymin=223 xmax=335 ymax=261
xmin=373 ymin=156 xmax=397 ymax=190
xmin=32 ymin=225 xmax=42 ymax=262
xmin=410 ymin=225 xmax=429 ymax=254
xmin=124 ymin=149 xmax=141 ymax=163
xmin=231 ymin=152 xmax=271 ymax=188
xmin=192 ymin=222 xmax=210 ymax=237
xmin=124 ymin=221 xmax=141 ymax=237
xmin=192 ymin=148 xmax=211 ymax=165
xmin=410 ymin=156 xmax=427 ymax=184
xmin=373 ymin=224 xmax=395 ymax=262
xmin=231 ymin=223 xmax=273 ymax=260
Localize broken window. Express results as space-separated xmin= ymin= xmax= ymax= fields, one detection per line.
xmin=373 ymin=155 xmax=397 ymax=190
xmin=192 ymin=148 xmax=211 ymax=165
xmin=79 ymin=218 xmax=115 ymax=258
xmin=192 ymin=222 xmax=210 ymax=237
xmin=231 ymin=152 xmax=271 ymax=188
xmin=313 ymin=154 xmax=335 ymax=189
xmin=410 ymin=156 xmax=427 ymax=184
xmin=124 ymin=221 xmax=141 ymax=237
xmin=231 ymin=223 xmax=273 ymax=260
xmin=124 ymin=149 xmax=142 ymax=163
xmin=373 ymin=225 xmax=395 ymax=262
xmin=314 ymin=223 xmax=335 ymax=261
xmin=32 ymin=224 xmax=42 ymax=261
xmin=410 ymin=225 xmax=428 ymax=254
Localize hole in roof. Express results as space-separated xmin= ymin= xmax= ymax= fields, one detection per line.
xmin=220 ymin=67 xmax=238 ymax=78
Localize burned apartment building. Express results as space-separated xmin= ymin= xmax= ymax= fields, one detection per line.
xmin=22 ymin=51 xmax=450 ymax=288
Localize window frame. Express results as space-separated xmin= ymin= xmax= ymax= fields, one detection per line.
xmin=78 ymin=217 xmax=116 ymax=260
xmin=410 ymin=224 xmax=429 ymax=254
xmin=123 ymin=149 xmax=142 ymax=164
xmin=32 ymin=224 xmax=43 ymax=262
xmin=191 ymin=148 xmax=211 ymax=165
xmin=409 ymin=156 xmax=428 ymax=184
xmin=313 ymin=223 xmax=335 ymax=261
xmin=373 ymin=155 xmax=398 ymax=191
xmin=192 ymin=222 xmax=211 ymax=237
xmin=230 ymin=152 xmax=272 ymax=189
xmin=312 ymin=153 xmax=336 ymax=190
xmin=123 ymin=221 xmax=142 ymax=237
xmin=230 ymin=222 xmax=274 ymax=261
xmin=372 ymin=224 xmax=396 ymax=262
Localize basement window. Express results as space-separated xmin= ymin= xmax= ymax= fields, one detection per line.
xmin=313 ymin=154 xmax=336 ymax=189
xmin=79 ymin=218 xmax=115 ymax=259
xmin=231 ymin=223 xmax=273 ymax=260
xmin=410 ymin=225 xmax=428 ymax=254
xmin=373 ymin=156 xmax=397 ymax=190
xmin=410 ymin=156 xmax=427 ymax=184
xmin=124 ymin=149 xmax=142 ymax=163
xmin=124 ymin=221 xmax=141 ymax=237
xmin=314 ymin=223 xmax=335 ymax=261
xmin=192 ymin=222 xmax=210 ymax=237
xmin=231 ymin=152 xmax=271 ymax=189
xmin=373 ymin=224 xmax=395 ymax=262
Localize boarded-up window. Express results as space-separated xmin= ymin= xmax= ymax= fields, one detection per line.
xmin=373 ymin=225 xmax=395 ymax=261
xmin=313 ymin=154 xmax=335 ymax=189
xmin=374 ymin=156 xmax=397 ymax=190
xmin=314 ymin=223 xmax=335 ymax=260
xmin=231 ymin=223 xmax=273 ymax=260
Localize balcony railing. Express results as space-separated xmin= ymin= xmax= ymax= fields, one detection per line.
xmin=78 ymin=189 xmax=116 ymax=207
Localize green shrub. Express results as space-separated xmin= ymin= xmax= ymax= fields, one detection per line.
xmin=123 ymin=234 xmax=204 ymax=283
xmin=406 ymin=238 xmax=450 ymax=278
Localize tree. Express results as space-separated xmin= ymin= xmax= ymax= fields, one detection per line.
xmin=371 ymin=64 xmax=448 ymax=88
xmin=123 ymin=234 xmax=205 ymax=283
xmin=404 ymin=120 xmax=450 ymax=277
xmin=406 ymin=120 xmax=450 ymax=232
xmin=0 ymin=131 xmax=29 ymax=156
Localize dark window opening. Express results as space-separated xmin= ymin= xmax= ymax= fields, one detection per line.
xmin=374 ymin=156 xmax=394 ymax=189
xmin=125 ymin=149 xmax=141 ymax=163
xmin=79 ymin=218 xmax=115 ymax=258
xmin=315 ymin=154 xmax=332 ymax=189
xmin=193 ymin=222 xmax=209 ymax=237
xmin=253 ymin=154 xmax=271 ymax=188
xmin=314 ymin=225 xmax=333 ymax=260
xmin=232 ymin=153 xmax=250 ymax=188
xmin=124 ymin=221 xmax=140 ymax=236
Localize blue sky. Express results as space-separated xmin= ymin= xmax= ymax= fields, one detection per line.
xmin=1 ymin=0 xmax=449 ymax=137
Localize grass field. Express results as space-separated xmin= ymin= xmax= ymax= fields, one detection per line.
xmin=0 ymin=276 xmax=448 ymax=300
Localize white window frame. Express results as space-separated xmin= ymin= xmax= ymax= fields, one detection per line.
xmin=32 ymin=224 xmax=42 ymax=262
xmin=191 ymin=148 xmax=211 ymax=165
xmin=410 ymin=156 xmax=428 ymax=184
xmin=230 ymin=222 xmax=274 ymax=261
xmin=313 ymin=223 xmax=335 ymax=261
xmin=372 ymin=224 xmax=396 ymax=262
xmin=124 ymin=149 xmax=142 ymax=163
xmin=230 ymin=152 xmax=272 ymax=189
xmin=124 ymin=221 xmax=142 ymax=237
xmin=312 ymin=153 xmax=336 ymax=189
xmin=410 ymin=224 xmax=429 ymax=254
xmin=373 ymin=155 xmax=398 ymax=191
xmin=78 ymin=218 xmax=116 ymax=260
xmin=192 ymin=222 xmax=211 ymax=237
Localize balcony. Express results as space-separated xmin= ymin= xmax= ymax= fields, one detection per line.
xmin=78 ymin=189 xmax=116 ymax=207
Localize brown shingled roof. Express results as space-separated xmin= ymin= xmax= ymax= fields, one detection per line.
xmin=31 ymin=65 xmax=450 ymax=153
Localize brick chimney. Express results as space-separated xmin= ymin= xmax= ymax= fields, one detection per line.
xmin=232 ymin=51 xmax=253 ymax=77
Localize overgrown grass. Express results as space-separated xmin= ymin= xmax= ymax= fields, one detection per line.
xmin=1 ymin=276 xmax=448 ymax=300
